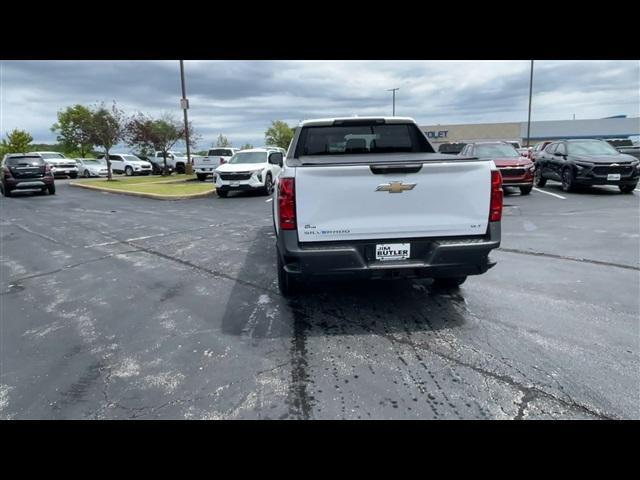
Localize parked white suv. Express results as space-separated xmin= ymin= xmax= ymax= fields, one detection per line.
xmin=28 ymin=151 xmax=79 ymax=178
xmin=98 ymin=153 xmax=153 ymax=176
xmin=214 ymin=148 xmax=283 ymax=198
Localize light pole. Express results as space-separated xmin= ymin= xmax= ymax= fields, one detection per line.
xmin=526 ymin=60 xmax=534 ymax=148
xmin=179 ymin=60 xmax=192 ymax=174
xmin=387 ymin=88 xmax=399 ymax=116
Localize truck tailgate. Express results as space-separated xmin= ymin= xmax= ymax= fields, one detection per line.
xmin=295 ymin=160 xmax=492 ymax=242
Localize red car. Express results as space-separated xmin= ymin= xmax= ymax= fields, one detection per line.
xmin=460 ymin=141 xmax=535 ymax=195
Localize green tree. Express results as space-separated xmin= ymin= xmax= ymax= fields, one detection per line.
xmin=265 ymin=121 xmax=294 ymax=150
xmin=215 ymin=134 xmax=232 ymax=147
xmin=51 ymin=105 xmax=94 ymax=157
xmin=240 ymin=143 xmax=254 ymax=150
xmin=0 ymin=129 xmax=33 ymax=155
xmin=126 ymin=113 xmax=196 ymax=176
xmin=87 ymin=102 xmax=126 ymax=181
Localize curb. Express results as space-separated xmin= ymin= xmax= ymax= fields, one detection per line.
xmin=69 ymin=181 xmax=214 ymax=200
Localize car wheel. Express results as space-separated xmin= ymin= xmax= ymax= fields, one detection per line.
xmin=197 ymin=173 xmax=207 ymax=182
xmin=264 ymin=174 xmax=273 ymax=195
xmin=520 ymin=185 xmax=533 ymax=195
xmin=431 ymin=276 xmax=467 ymax=289
xmin=216 ymin=190 xmax=228 ymax=198
xmin=534 ymin=167 xmax=546 ymax=187
xmin=176 ymin=163 xmax=185 ymax=174
xmin=125 ymin=166 xmax=134 ymax=176
xmin=84 ymin=170 xmax=91 ymax=178
xmin=69 ymin=173 xmax=78 ymax=179
xmin=3 ymin=187 xmax=12 ymax=197
xmin=619 ymin=183 xmax=637 ymax=194
xmin=277 ymin=253 xmax=300 ymax=297
xmin=561 ymin=167 xmax=575 ymax=192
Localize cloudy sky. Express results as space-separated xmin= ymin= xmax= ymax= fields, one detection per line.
xmin=1 ymin=60 xmax=638 ymax=150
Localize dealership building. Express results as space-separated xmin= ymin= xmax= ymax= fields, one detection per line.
xmin=420 ymin=116 xmax=640 ymax=149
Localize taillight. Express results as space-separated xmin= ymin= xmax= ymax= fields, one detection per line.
xmin=219 ymin=157 xmax=226 ymax=165
xmin=490 ymin=170 xmax=503 ymax=222
xmin=3 ymin=167 xmax=12 ymax=178
xmin=44 ymin=164 xmax=52 ymax=175
xmin=278 ymin=178 xmax=296 ymax=230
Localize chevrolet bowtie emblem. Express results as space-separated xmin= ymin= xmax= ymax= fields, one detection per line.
xmin=375 ymin=181 xmax=416 ymax=193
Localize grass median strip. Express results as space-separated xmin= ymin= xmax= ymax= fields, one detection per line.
xmin=71 ymin=175 xmax=214 ymax=198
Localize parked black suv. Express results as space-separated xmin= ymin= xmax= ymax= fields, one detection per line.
xmin=535 ymin=139 xmax=640 ymax=193
xmin=1 ymin=154 xmax=56 ymax=197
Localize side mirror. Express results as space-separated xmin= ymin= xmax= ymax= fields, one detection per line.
xmin=269 ymin=152 xmax=283 ymax=167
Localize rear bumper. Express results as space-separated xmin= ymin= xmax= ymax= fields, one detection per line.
xmin=277 ymin=222 xmax=501 ymax=280
xmin=4 ymin=178 xmax=54 ymax=189
xmin=194 ymin=167 xmax=215 ymax=174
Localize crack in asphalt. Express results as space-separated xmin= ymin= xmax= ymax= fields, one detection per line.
xmin=379 ymin=332 xmax=614 ymax=420
xmin=1 ymin=249 xmax=144 ymax=293
xmin=498 ymin=247 xmax=639 ymax=271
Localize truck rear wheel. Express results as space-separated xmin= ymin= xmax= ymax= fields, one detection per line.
xmin=197 ymin=173 xmax=207 ymax=181
xmin=277 ymin=254 xmax=300 ymax=297
xmin=176 ymin=163 xmax=185 ymax=174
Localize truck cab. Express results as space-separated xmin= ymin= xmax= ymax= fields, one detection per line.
xmin=273 ymin=117 xmax=503 ymax=295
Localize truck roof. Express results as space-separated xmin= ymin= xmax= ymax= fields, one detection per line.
xmin=299 ymin=116 xmax=417 ymax=127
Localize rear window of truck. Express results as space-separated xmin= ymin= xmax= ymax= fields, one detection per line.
xmin=208 ymin=149 xmax=234 ymax=156
xmin=295 ymin=123 xmax=434 ymax=158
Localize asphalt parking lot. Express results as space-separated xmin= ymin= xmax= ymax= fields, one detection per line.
xmin=1 ymin=180 xmax=638 ymax=419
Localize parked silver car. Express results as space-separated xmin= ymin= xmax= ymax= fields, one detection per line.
xmin=76 ymin=158 xmax=109 ymax=178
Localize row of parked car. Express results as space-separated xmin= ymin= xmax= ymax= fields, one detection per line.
xmin=0 ymin=146 xmax=288 ymax=197
xmin=438 ymin=138 xmax=640 ymax=194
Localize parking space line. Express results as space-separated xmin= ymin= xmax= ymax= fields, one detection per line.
xmin=265 ymin=198 xmax=273 ymax=203
xmin=533 ymin=188 xmax=566 ymax=200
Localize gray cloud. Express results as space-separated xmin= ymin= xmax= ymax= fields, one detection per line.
xmin=1 ymin=60 xmax=638 ymax=149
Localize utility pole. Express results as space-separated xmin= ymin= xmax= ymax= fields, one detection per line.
xmin=387 ymin=88 xmax=399 ymax=116
xmin=526 ymin=60 xmax=534 ymax=148
xmin=179 ymin=60 xmax=192 ymax=174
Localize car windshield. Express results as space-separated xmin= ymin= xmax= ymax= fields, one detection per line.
xmin=475 ymin=144 xmax=520 ymax=158
xmin=122 ymin=155 xmax=143 ymax=162
xmin=228 ymin=152 xmax=268 ymax=164
xmin=82 ymin=160 xmax=103 ymax=165
xmin=6 ymin=157 xmax=44 ymax=167
xmin=40 ymin=153 xmax=66 ymax=159
xmin=568 ymin=141 xmax=619 ymax=155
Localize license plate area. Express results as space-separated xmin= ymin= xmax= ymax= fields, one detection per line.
xmin=607 ymin=173 xmax=621 ymax=181
xmin=375 ymin=243 xmax=411 ymax=261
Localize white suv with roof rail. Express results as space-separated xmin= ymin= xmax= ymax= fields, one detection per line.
xmin=97 ymin=153 xmax=153 ymax=176
xmin=214 ymin=148 xmax=283 ymax=197
xmin=27 ymin=151 xmax=79 ymax=178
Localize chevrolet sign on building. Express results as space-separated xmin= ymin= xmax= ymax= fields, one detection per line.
xmin=421 ymin=116 xmax=640 ymax=150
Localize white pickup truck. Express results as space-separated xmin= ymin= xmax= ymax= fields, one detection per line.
xmin=273 ymin=117 xmax=503 ymax=296
xmin=193 ymin=148 xmax=239 ymax=181
xmin=149 ymin=151 xmax=189 ymax=174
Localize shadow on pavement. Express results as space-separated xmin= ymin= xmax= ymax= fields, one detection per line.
xmin=220 ymin=226 xmax=469 ymax=340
